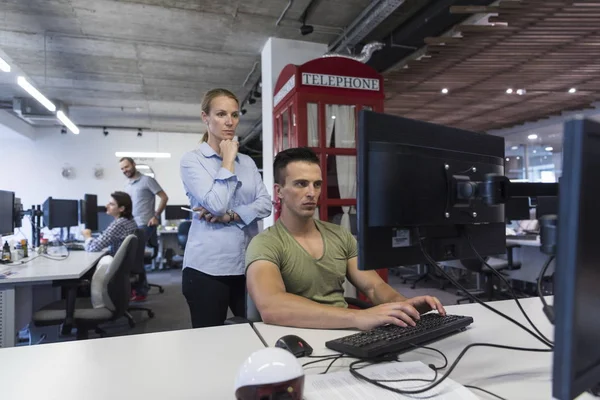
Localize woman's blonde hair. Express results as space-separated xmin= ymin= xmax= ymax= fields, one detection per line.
xmin=200 ymin=88 xmax=239 ymax=143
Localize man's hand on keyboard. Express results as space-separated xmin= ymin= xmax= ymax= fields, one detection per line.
xmin=355 ymin=302 xmax=422 ymax=331
xmin=404 ymin=296 xmax=446 ymax=317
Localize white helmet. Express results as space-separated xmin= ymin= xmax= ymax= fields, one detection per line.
xmin=234 ymin=347 xmax=305 ymax=399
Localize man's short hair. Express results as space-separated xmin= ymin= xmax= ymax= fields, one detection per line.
xmin=119 ymin=157 xmax=135 ymax=165
xmin=273 ymin=147 xmax=320 ymax=185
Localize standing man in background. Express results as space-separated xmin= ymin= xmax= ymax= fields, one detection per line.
xmin=120 ymin=157 xmax=169 ymax=300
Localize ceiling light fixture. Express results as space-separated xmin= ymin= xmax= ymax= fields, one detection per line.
xmin=248 ymin=97 xmax=256 ymax=105
xmin=506 ymin=157 xmax=510 ymax=161
xmin=0 ymin=56 xmax=10 ymax=72
xmin=60 ymin=127 xmax=67 ymax=135
xmin=511 ymin=146 xmax=519 ymax=150
xmin=57 ymin=110 xmax=80 ymax=134
xmin=253 ymin=89 xmax=261 ymax=98
xmin=568 ymin=88 xmax=577 ymax=94
xmin=441 ymin=88 xmax=449 ymax=94
xmin=137 ymin=128 xmax=143 ymax=137
xmin=506 ymin=88 xmax=513 ymax=94
xmin=17 ymin=76 xmax=56 ymax=112
xmin=516 ymin=89 xmax=526 ymax=95
xmin=103 ymin=127 xmax=109 ymax=136
xmin=115 ymin=152 xmax=171 ymax=159
xmin=528 ymin=134 xmax=538 ymax=140
xmin=545 ymin=146 xmax=554 ymax=152
xmin=241 ymin=109 xmax=247 ymax=115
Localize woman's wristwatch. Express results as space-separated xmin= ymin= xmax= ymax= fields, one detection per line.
xmin=226 ymin=209 xmax=236 ymax=222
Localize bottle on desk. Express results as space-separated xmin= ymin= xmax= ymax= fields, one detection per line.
xmin=2 ymin=241 xmax=12 ymax=262
xmin=21 ymin=239 xmax=28 ymax=258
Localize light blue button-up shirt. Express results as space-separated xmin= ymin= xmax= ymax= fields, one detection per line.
xmin=180 ymin=142 xmax=272 ymax=276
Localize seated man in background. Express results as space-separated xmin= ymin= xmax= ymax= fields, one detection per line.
xmin=246 ymin=148 xmax=445 ymax=331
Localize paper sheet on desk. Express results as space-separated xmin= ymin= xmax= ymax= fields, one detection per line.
xmin=303 ymin=361 xmax=478 ymax=400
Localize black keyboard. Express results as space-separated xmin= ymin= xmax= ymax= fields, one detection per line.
xmin=65 ymin=243 xmax=85 ymax=251
xmin=326 ymin=314 xmax=474 ymax=359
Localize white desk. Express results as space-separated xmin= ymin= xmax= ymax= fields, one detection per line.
xmin=507 ymin=236 xmax=541 ymax=247
xmin=0 ymin=251 xmax=107 ymax=348
xmin=0 ymin=324 xmax=264 ymax=399
xmin=255 ymin=298 xmax=594 ymax=400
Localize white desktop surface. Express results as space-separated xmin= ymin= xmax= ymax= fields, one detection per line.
xmin=0 ymin=251 xmax=106 ymax=285
xmin=0 ymin=324 xmax=264 ymax=399
xmin=255 ymin=297 xmax=594 ymax=400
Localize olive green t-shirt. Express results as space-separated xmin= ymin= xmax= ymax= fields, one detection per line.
xmin=245 ymin=220 xmax=358 ymax=308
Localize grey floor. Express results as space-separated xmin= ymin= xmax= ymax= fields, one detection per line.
xmin=38 ymin=266 xmax=465 ymax=343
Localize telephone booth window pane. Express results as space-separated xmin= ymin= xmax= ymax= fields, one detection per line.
xmin=328 ymin=206 xmax=357 ymax=235
xmin=327 ymin=155 xmax=357 ymax=200
xmin=307 ymin=103 xmax=319 ymax=147
xmin=326 ymin=104 xmax=356 ymax=148
xmin=282 ymin=109 xmax=290 ymax=150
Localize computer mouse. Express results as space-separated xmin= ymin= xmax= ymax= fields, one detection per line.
xmin=275 ymin=335 xmax=313 ymax=358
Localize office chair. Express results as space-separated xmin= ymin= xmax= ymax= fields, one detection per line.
xmin=177 ymin=220 xmax=192 ymax=250
xmin=126 ymin=229 xmax=156 ymax=327
xmin=456 ymin=257 xmax=513 ymax=304
xmin=33 ymin=235 xmax=138 ymax=340
xmin=144 ymin=228 xmax=164 ymax=293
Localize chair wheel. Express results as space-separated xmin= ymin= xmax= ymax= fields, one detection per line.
xmin=159 ymin=287 xmax=165 ymax=294
xmin=148 ymin=310 xmax=155 ymax=318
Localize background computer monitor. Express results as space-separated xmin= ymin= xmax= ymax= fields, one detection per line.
xmin=79 ymin=194 xmax=99 ymax=231
xmin=505 ymin=196 xmax=531 ymax=221
xmin=43 ymin=197 xmax=79 ymax=229
xmin=357 ymin=110 xmax=506 ymax=270
xmin=553 ymin=118 xmax=600 ymax=399
xmin=536 ymin=196 xmax=558 ymax=220
xmin=96 ymin=206 xmax=113 ymax=232
xmin=0 ymin=190 xmax=15 ymax=237
xmin=165 ymin=205 xmax=192 ymax=220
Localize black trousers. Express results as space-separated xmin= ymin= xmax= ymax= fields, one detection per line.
xmin=182 ymin=267 xmax=246 ymax=328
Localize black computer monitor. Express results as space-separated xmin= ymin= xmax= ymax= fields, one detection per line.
xmin=165 ymin=205 xmax=192 ymax=220
xmin=79 ymin=194 xmax=99 ymax=231
xmin=42 ymin=197 xmax=79 ymax=229
xmin=505 ymin=196 xmax=531 ymax=221
xmin=0 ymin=190 xmax=15 ymax=236
xmin=553 ymin=118 xmax=600 ymax=399
xmin=356 ymin=110 xmax=506 ymax=270
xmin=97 ymin=206 xmax=113 ymax=232
xmin=536 ymin=196 xmax=558 ymax=220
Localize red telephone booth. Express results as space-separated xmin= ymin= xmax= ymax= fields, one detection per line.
xmin=272 ymin=56 xmax=388 ymax=298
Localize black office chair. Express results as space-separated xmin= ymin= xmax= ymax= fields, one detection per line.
xmin=144 ymin=228 xmax=164 ymax=293
xmin=178 ymin=220 xmax=191 ymax=250
xmin=33 ymin=235 xmax=138 ymax=339
xmin=126 ymin=229 xmax=156 ymax=327
xmin=456 ymin=257 xmax=513 ymax=304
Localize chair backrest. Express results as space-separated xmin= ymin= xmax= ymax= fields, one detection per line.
xmin=103 ymin=234 xmax=138 ymax=316
xmin=131 ymin=228 xmax=147 ymax=275
xmin=246 ymin=291 xmax=262 ymax=323
xmin=178 ymin=220 xmax=192 ymax=250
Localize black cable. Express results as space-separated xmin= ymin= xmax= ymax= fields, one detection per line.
xmin=464 ymin=384 xmax=508 ymax=400
xmin=351 ymin=357 xmax=439 ymax=383
xmin=537 ymin=255 xmax=555 ymax=323
xmin=408 ymin=342 xmax=448 ymax=370
xmin=349 ymin=342 xmax=552 ymax=395
xmin=466 ymin=234 xmax=554 ymax=347
xmin=302 ymin=355 xmax=344 ymax=368
xmin=417 ymin=232 xmax=552 ymax=349
xmin=321 ymin=355 xmax=345 ymax=374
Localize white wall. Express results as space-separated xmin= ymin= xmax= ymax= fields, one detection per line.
xmin=0 ymin=125 xmax=201 ymax=241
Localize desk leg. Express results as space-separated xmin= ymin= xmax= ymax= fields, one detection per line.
xmin=0 ymin=288 xmax=16 ymax=348
xmin=158 ymin=235 xmax=165 ymax=270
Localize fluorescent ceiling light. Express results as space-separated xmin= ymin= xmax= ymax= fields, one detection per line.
xmin=511 ymin=146 xmax=519 ymax=150
xmin=528 ymin=134 xmax=538 ymax=140
xmin=56 ymin=110 xmax=80 ymax=134
xmin=568 ymin=88 xmax=577 ymax=94
xmin=506 ymin=88 xmax=513 ymax=94
xmin=115 ymin=152 xmax=171 ymax=159
xmin=545 ymin=146 xmax=553 ymax=152
xmin=136 ymin=165 xmax=151 ymax=170
xmin=441 ymin=88 xmax=449 ymax=94
xmin=17 ymin=76 xmax=56 ymax=112
xmin=0 ymin=56 xmax=10 ymax=72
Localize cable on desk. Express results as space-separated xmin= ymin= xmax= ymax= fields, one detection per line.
xmin=302 ymin=355 xmax=345 ymax=368
xmin=467 ymin=234 xmax=554 ymax=347
xmin=537 ymin=255 xmax=555 ymax=324
xmin=407 ymin=342 xmax=448 ymax=370
xmin=349 ymin=342 xmax=552 ymax=395
xmin=464 ymin=384 xmax=508 ymax=400
xmin=417 ymin=231 xmax=553 ymax=349
xmin=321 ymin=355 xmax=345 ymax=374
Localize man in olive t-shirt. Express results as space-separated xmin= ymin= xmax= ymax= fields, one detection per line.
xmin=245 ymin=148 xmax=446 ymax=331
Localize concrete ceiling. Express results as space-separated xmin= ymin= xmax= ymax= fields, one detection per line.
xmin=0 ymin=0 xmax=372 ymax=135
